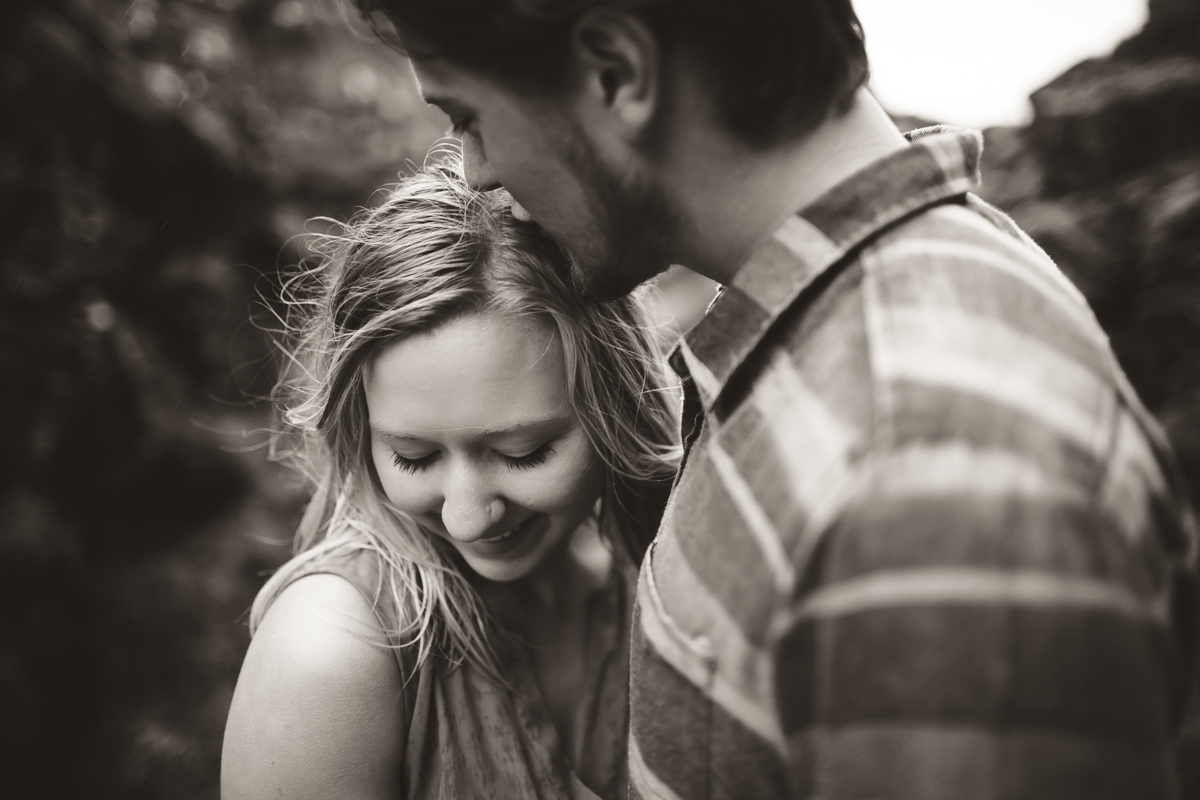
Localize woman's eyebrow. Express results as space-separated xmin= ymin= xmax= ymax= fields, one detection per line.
xmin=479 ymin=414 xmax=572 ymax=438
xmin=370 ymin=414 xmax=572 ymax=440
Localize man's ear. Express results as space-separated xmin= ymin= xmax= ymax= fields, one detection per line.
xmin=570 ymin=9 xmax=659 ymax=136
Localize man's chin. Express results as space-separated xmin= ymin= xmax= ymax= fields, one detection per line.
xmin=565 ymin=228 xmax=678 ymax=301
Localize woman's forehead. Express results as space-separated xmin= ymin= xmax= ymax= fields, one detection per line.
xmin=362 ymin=311 xmax=570 ymax=438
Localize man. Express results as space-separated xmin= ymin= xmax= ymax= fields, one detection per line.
xmin=363 ymin=0 xmax=1198 ymax=796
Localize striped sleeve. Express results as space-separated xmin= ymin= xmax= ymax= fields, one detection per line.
xmin=774 ymin=434 xmax=1184 ymax=799
xmin=769 ymin=206 xmax=1193 ymax=799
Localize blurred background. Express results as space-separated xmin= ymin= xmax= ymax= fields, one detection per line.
xmin=1 ymin=0 xmax=1198 ymax=797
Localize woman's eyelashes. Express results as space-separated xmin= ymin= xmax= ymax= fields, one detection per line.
xmin=390 ymin=450 xmax=437 ymax=475
xmin=500 ymin=442 xmax=556 ymax=471
xmin=389 ymin=442 xmax=558 ymax=475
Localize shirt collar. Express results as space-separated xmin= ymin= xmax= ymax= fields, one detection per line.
xmin=670 ymin=125 xmax=983 ymax=411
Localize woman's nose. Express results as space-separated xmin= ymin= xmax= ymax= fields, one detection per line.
xmin=461 ymin=134 xmax=500 ymax=192
xmin=439 ymin=463 xmax=504 ymax=542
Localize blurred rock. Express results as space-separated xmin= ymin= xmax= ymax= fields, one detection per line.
xmin=1139 ymin=158 xmax=1200 ymax=276
xmin=978 ymin=1 xmax=1200 ymax=457
xmin=973 ymin=8 xmax=1200 ymax=789
xmin=1007 ymin=194 xmax=1130 ymax=308
xmin=977 ymin=126 xmax=1045 ymax=210
xmin=1029 ymin=56 xmax=1200 ymax=194
xmin=1117 ymin=0 xmax=1200 ymax=59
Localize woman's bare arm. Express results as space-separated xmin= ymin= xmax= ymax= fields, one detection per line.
xmin=221 ymin=574 xmax=404 ymax=799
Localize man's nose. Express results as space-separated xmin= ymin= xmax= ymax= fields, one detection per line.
xmin=461 ymin=134 xmax=500 ymax=192
xmin=439 ymin=461 xmax=504 ymax=542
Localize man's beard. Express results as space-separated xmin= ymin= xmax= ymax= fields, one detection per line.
xmin=561 ymin=135 xmax=688 ymax=302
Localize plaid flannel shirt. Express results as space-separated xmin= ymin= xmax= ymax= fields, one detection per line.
xmin=628 ymin=127 xmax=1198 ymax=800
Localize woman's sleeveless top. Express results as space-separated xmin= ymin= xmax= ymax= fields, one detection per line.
xmin=281 ymin=530 xmax=636 ymax=800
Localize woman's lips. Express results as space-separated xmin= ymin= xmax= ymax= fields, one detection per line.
xmin=469 ymin=513 xmax=550 ymax=558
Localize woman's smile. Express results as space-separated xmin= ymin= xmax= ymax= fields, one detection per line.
xmin=460 ymin=513 xmax=551 ymax=557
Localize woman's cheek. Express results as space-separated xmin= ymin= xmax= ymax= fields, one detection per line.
xmin=371 ymin=453 xmax=425 ymax=512
xmin=544 ymin=438 xmax=604 ymax=513
xmin=385 ymin=477 xmax=436 ymax=515
xmin=374 ymin=469 xmax=404 ymax=508
xmin=503 ymin=464 xmax=587 ymax=514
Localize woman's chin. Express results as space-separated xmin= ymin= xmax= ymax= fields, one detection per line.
xmin=464 ymin=557 xmax=536 ymax=583
xmin=461 ymin=545 xmax=554 ymax=583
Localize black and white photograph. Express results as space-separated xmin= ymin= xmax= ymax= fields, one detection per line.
xmin=3 ymin=0 xmax=1199 ymax=797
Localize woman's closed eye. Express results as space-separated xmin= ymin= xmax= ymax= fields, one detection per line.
xmin=388 ymin=442 xmax=558 ymax=474
xmin=391 ymin=450 xmax=438 ymax=475
xmin=500 ymin=442 xmax=556 ymax=471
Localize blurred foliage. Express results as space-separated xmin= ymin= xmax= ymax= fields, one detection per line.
xmin=0 ymin=0 xmax=441 ymax=796
xmin=2 ymin=0 xmax=1199 ymax=797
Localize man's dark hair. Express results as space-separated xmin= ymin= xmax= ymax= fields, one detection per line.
xmin=356 ymin=0 xmax=870 ymax=147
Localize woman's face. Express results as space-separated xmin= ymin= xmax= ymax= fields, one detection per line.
xmin=362 ymin=311 xmax=604 ymax=583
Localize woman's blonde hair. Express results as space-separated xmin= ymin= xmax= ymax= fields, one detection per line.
xmin=250 ymin=154 xmax=681 ymax=679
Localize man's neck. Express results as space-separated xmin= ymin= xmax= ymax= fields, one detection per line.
xmin=668 ymin=88 xmax=910 ymax=286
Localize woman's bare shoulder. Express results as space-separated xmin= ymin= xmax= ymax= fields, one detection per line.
xmin=221 ymin=573 xmax=404 ymax=799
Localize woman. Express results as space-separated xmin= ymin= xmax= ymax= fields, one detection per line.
xmin=221 ymin=157 xmax=680 ymax=800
